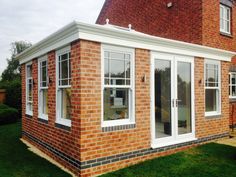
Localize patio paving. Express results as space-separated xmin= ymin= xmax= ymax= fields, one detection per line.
xmin=216 ymin=131 xmax=236 ymax=147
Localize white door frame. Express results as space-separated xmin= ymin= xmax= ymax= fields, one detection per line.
xmin=150 ymin=52 xmax=196 ymax=149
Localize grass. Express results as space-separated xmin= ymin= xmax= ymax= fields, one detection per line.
xmin=100 ymin=143 xmax=236 ymax=177
xmin=0 ymin=122 xmax=71 ymax=177
xmin=2 ymin=122 xmax=236 ymax=177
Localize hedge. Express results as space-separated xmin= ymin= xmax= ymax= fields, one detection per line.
xmin=0 ymin=104 xmax=19 ymax=125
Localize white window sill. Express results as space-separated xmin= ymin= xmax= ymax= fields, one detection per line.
xmin=38 ymin=114 xmax=48 ymax=121
xmin=56 ymin=118 xmax=71 ymax=127
xmin=102 ymin=119 xmax=135 ymax=128
xmin=151 ymin=137 xmax=197 ymax=149
xmin=25 ymin=111 xmax=33 ymax=116
xmin=205 ymin=112 xmax=221 ymax=117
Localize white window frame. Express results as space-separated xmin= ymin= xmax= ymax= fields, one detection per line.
xmin=38 ymin=55 xmax=48 ymax=120
xmin=101 ymin=45 xmax=135 ymax=127
xmin=220 ymin=4 xmax=231 ymax=34
xmin=229 ymin=72 xmax=236 ymax=98
xmin=56 ymin=46 xmax=71 ymax=127
xmin=26 ymin=62 xmax=33 ymax=116
xmin=204 ymin=59 xmax=221 ymax=117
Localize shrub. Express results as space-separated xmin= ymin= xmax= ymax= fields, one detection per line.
xmin=0 ymin=104 xmax=19 ymax=125
xmin=0 ymin=78 xmax=21 ymax=112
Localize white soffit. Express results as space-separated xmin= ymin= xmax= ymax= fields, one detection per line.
xmin=16 ymin=21 xmax=236 ymax=64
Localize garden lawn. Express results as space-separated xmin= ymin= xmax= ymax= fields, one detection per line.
xmin=0 ymin=122 xmax=71 ymax=177
xmin=100 ymin=142 xmax=236 ymax=177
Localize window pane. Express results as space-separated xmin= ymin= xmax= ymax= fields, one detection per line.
xmin=42 ymin=89 xmax=48 ymax=115
xmin=155 ymin=59 xmax=171 ymax=138
xmin=104 ymin=88 xmax=129 ymax=121
xmin=232 ymin=86 xmax=236 ymax=96
xmin=205 ymin=89 xmax=217 ymax=112
xmin=61 ymin=60 xmax=68 ymax=79
xmin=206 ymin=64 xmax=218 ymax=87
xmin=110 ymin=79 xmax=125 ymax=85
xmin=232 ymin=74 xmax=236 ymax=84
xmin=28 ymin=79 xmax=33 ymax=101
xmin=110 ymin=52 xmax=125 ymax=60
xmin=125 ymin=61 xmax=130 ymax=79
xmin=27 ymin=65 xmax=32 ymax=78
xmin=58 ymin=52 xmax=71 ymax=86
xmin=60 ymin=88 xmax=71 ymax=120
xmin=110 ymin=59 xmax=125 ymax=78
xmin=104 ymin=58 xmax=109 ymax=77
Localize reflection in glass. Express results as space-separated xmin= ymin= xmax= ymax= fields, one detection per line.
xmin=177 ymin=62 xmax=192 ymax=135
xmin=42 ymin=90 xmax=48 ymax=115
xmin=155 ymin=60 xmax=171 ymax=138
xmin=205 ymin=89 xmax=217 ymax=112
xmin=60 ymin=88 xmax=71 ymax=120
xmin=104 ymin=88 xmax=129 ymax=121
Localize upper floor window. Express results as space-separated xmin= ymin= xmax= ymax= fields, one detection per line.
xmin=56 ymin=46 xmax=71 ymax=127
xmin=102 ymin=45 xmax=135 ymax=127
xmin=229 ymin=72 xmax=236 ymax=98
xmin=220 ymin=4 xmax=231 ymax=34
xmin=205 ymin=60 xmax=221 ymax=117
xmin=26 ymin=62 xmax=33 ymax=116
xmin=38 ymin=56 xmax=48 ymax=120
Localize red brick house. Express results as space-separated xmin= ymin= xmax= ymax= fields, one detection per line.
xmin=97 ymin=0 xmax=236 ymax=128
xmin=16 ymin=1 xmax=236 ymax=177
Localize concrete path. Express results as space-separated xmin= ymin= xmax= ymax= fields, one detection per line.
xmin=216 ymin=132 xmax=236 ymax=147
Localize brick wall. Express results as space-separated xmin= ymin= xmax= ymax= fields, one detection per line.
xmin=97 ymin=0 xmax=236 ymax=52
xmin=97 ymin=0 xmax=203 ymax=44
xmin=21 ymin=43 xmax=82 ymax=176
xmin=202 ymin=0 xmax=236 ymax=51
xmin=21 ymin=40 xmax=230 ymax=177
xmin=195 ymin=58 xmax=229 ymax=138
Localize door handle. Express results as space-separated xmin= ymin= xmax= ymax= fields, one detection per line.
xmin=176 ymin=99 xmax=182 ymax=107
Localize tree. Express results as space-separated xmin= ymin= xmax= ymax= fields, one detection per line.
xmin=1 ymin=41 xmax=32 ymax=82
xmin=0 ymin=41 xmax=31 ymax=111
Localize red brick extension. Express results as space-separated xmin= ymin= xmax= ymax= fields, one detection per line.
xmin=97 ymin=0 xmax=236 ymax=129
xmin=21 ymin=39 xmax=230 ymax=177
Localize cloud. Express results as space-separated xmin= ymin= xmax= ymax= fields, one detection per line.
xmin=0 ymin=0 xmax=105 ymax=74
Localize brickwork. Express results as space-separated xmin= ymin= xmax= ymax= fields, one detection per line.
xmin=97 ymin=0 xmax=203 ymax=45
xmin=97 ymin=0 xmax=236 ymax=52
xmin=21 ymin=40 xmax=231 ymax=177
xmin=202 ymin=0 xmax=236 ymax=51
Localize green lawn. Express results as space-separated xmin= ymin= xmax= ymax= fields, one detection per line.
xmin=1 ymin=122 xmax=236 ymax=177
xmin=100 ymin=143 xmax=236 ymax=177
xmin=0 ymin=122 xmax=71 ymax=177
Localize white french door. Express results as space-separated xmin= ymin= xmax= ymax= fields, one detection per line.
xmin=151 ymin=52 xmax=195 ymax=148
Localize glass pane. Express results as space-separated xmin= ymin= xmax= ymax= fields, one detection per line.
xmin=232 ymin=74 xmax=236 ymax=84
xmin=154 ymin=59 xmax=171 ymax=139
xmin=27 ymin=65 xmax=32 ymax=78
xmin=110 ymin=59 xmax=125 ymax=78
xmin=177 ymin=62 xmax=192 ymax=135
xmin=206 ymin=64 xmax=218 ymax=87
xmin=28 ymin=79 xmax=33 ymax=101
xmin=205 ymin=89 xmax=217 ymax=112
xmin=110 ymin=79 xmax=125 ymax=85
xmin=125 ymin=61 xmax=130 ymax=79
xmin=232 ymin=86 xmax=236 ymax=96
xmin=104 ymin=58 xmax=109 ymax=77
xmin=104 ymin=88 xmax=129 ymax=121
xmin=42 ymin=89 xmax=48 ymax=115
xmin=110 ymin=52 xmax=125 ymax=60
xmin=61 ymin=60 xmax=68 ymax=79
xmin=60 ymin=88 xmax=71 ymax=120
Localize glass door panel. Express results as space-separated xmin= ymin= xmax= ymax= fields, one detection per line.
xmin=155 ymin=59 xmax=172 ymax=138
xmin=177 ymin=62 xmax=192 ymax=135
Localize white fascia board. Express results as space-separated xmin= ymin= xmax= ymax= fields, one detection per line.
xmin=18 ymin=22 xmax=80 ymax=64
xmin=17 ymin=21 xmax=236 ymax=64
xmin=77 ymin=22 xmax=235 ymax=61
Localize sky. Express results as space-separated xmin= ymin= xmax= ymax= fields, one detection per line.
xmin=0 ymin=0 xmax=105 ymax=75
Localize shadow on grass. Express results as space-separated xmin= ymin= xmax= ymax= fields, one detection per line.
xmin=100 ymin=143 xmax=236 ymax=177
xmin=0 ymin=121 xmax=71 ymax=177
